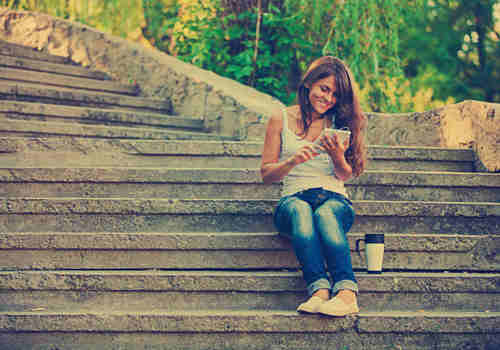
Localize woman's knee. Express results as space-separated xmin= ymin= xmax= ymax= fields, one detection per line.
xmin=314 ymin=199 xmax=355 ymax=234
xmin=286 ymin=198 xmax=312 ymax=214
xmin=276 ymin=198 xmax=315 ymax=237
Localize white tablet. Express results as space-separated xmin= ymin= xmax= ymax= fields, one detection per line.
xmin=314 ymin=128 xmax=351 ymax=152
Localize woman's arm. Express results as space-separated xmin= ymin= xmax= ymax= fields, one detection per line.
xmin=260 ymin=112 xmax=320 ymax=184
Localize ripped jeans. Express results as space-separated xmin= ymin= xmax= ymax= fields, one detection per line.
xmin=274 ymin=188 xmax=358 ymax=296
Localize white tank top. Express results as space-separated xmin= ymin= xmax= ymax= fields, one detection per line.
xmin=279 ymin=108 xmax=348 ymax=198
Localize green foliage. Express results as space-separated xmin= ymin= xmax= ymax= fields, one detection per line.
xmin=3 ymin=0 xmax=497 ymax=110
xmin=323 ymin=0 xmax=426 ymax=112
xmin=1 ymin=0 xmax=145 ymax=39
xmin=161 ymin=0 xmax=316 ymax=104
xmin=401 ymin=0 xmax=500 ymax=103
xmin=162 ymin=0 xmax=450 ymax=112
xmin=142 ymin=0 xmax=179 ymax=52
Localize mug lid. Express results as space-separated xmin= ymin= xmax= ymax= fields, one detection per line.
xmin=365 ymin=234 xmax=384 ymax=243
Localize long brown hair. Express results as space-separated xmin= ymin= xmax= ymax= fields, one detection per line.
xmin=297 ymin=56 xmax=367 ymax=177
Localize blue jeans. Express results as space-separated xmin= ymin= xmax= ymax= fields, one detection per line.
xmin=274 ymin=188 xmax=358 ymax=296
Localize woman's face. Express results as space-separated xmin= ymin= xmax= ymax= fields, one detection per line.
xmin=308 ymin=75 xmax=337 ymax=116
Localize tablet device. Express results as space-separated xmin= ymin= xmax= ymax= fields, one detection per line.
xmin=314 ymin=128 xmax=351 ymax=152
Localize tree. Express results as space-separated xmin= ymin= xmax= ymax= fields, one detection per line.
xmin=401 ymin=0 xmax=500 ymax=103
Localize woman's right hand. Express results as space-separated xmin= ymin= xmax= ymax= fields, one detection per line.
xmin=290 ymin=144 xmax=322 ymax=166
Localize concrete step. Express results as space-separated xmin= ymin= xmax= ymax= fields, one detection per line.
xmin=0 ymin=118 xmax=222 ymax=140
xmin=0 ymin=138 xmax=475 ymax=171
xmin=1 ymin=270 xmax=497 ymax=312
xmin=0 ymin=66 xmax=137 ymax=95
xmin=1 ymin=198 xmax=498 ymax=234
xmin=0 ymin=54 xmax=109 ymax=80
xmin=0 ymin=80 xmax=170 ymax=113
xmin=0 ymin=40 xmax=69 ymax=64
xmin=0 ymin=310 xmax=498 ymax=350
xmin=2 ymin=167 xmax=498 ymax=202
xmin=0 ymin=232 xmax=497 ymax=271
xmin=0 ymin=101 xmax=204 ymax=130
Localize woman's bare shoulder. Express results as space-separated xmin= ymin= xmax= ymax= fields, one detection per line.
xmin=286 ymin=105 xmax=301 ymax=118
xmin=267 ymin=105 xmax=299 ymax=130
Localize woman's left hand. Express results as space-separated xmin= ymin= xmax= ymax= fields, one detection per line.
xmin=320 ymin=134 xmax=349 ymax=162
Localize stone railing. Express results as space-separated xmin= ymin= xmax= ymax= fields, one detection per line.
xmin=0 ymin=8 xmax=498 ymax=171
xmin=366 ymin=100 xmax=499 ymax=172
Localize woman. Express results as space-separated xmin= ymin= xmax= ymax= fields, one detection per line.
xmin=260 ymin=56 xmax=367 ymax=316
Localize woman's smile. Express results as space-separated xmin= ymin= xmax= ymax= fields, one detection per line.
xmin=309 ymin=75 xmax=337 ymax=116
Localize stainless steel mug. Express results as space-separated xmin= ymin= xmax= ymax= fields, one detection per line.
xmin=356 ymin=233 xmax=385 ymax=274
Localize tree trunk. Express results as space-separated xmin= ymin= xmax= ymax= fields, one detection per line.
xmin=248 ymin=0 xmax=262 ymax=87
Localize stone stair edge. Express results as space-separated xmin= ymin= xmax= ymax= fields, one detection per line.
xmin=1 ymin=270 xmax=498 ymax=293
xmin=1 ymin=167 xmax=498 ymax=187
xmin=3 ymin=269 xmax=499 ymax=277
xmin=0 ymin=231 xmax=495 ymax=252
xmin=0 ymin=112 xmax=204 ymax=132
xmin=0 ymin=80 xmax=171 ymax=112
xmin=0 ymin=310 xmax=498 ymax=334
xmin=0 ymin=137 xmax=475 ymax=158
xmin=2 ymin=197 xmax=499 ymax=216
xmin=0 ymin=118 xmax=217 ymax=141
xmin=0 ymin=54 xmax=109 ymax=80
xmin=0 ymin=66 xmax=136 ymax=95
xmin=0 ymin=100 xmax=203 ymax=124
xmin=0 ymin=39 xmax=69 ymax=64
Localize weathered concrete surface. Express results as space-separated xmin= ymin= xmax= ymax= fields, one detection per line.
xmin=1 ymin=198 xmax=498 ymax=217
xmin=1 ymin=168 xmax=499 ymax=202
xmin=365 ymin=109 xmax=442 ymax=147
xmin=0 ymin=54 xmax=109 ymax=79
xmin=0 ymin=232 xmax=486 ymax=251
xmin=0 ymin=79 xmax=170 ymax=112
xmin=3 ymin=167 xmax=499 ymax=186
xmin=0 ymin=118 xmax=221 ymax=140
xmin=0 ymin=271 xmax=498 ymax=312
xmin=0 ymin=233 xmax=498 ymax=271
xmin=0 ymin=244 xmax=495 ymax=271
xmin=3 ymin=181 xmax=499 ymax=202
xmin=1 ymin=289 xmax=497 ymax=314
xmin=440 ymin=100 xmax=500 ymax=172
xmin=0 ymin=138 xmax=264 ymax=156
xmin=365 ymin=101 xmax=500 ymax=172
xmin=0 ymin=101 xmax=204 ymax=129
xmin=0 ymin=151 xmax=475 ymax=171
xmin=0 ymin=137 xmax=475 ymax=160
xmin=1 ymin=271 xmax=497 ymax=293
xmin=0 ymin=138 xmax=477 ymax=171
xmin=0 ymin=9 xmax=284 ymax=140
xmin=0 ymin=37 xmax=67 ymax=63
xmin=0 ymin=332 xmax=498 ymax=350
xmin=1 ymin=212 xmax=497 ymax=234
xmin=0 ymin=310 xmax=498 ymax=333
xmin=0 ymin=66 xmax=136 ymax=95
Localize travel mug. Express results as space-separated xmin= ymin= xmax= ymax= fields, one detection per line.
xmin=356 ymin=233 xmax=385 ymax=274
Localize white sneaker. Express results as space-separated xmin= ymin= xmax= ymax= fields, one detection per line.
xmin=296 ymin=296 xmax=326 ymax=314
xmin=318 ymin=296 xmax=359 ymax=316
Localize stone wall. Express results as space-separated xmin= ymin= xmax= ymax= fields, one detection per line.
xmin=0 ymin=8 xmax=498 ymax=171
xmin=440 ymin=100 xmax=499 ymax=172
xmin=364 ymin=101 xmax=499 ymax=172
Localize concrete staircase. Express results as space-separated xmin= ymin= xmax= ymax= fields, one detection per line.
xmin=0 ymin=40 xmax=499 ymax=350
xmin=0 ymin=40 xmax=225 ymax=141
